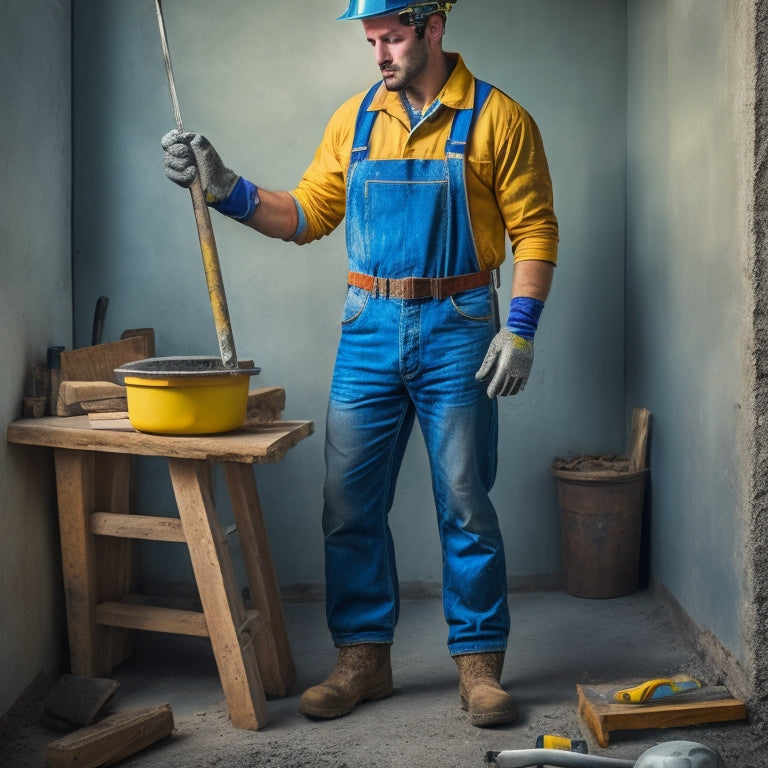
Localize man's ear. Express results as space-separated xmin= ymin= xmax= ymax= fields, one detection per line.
xmin=425 ymin=13 xmax=446 ymax=44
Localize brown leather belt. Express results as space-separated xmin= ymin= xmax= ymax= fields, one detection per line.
xmin=347 ymin=270 xmax=493 ymax=299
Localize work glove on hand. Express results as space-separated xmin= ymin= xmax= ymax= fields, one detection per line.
xmin=476 ymin=297 xmax=544 ymax=398
xmin=161 ymin=130 xmax=260 ymax=222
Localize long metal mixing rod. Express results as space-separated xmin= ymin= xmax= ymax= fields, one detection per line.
xmin=155 ymin=0 xmax=184 ymax=132
xmin=154 ymin=0 xmax=238 ymax=368
xmin=491 ymin=750 xmax=635 ymax=768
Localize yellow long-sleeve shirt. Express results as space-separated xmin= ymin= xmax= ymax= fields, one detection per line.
xmin=291 ymin=53 xmax=558 ymax=270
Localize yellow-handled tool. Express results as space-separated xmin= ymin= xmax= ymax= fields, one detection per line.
xmin=613 ymin=675 xmax=701 ymax=704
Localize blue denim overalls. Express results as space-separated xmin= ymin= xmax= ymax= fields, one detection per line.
xmin=323 ymin=79 xmax=510 ymax=656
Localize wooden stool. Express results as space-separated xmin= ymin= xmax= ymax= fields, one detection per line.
xmin=7 ymin=410 xmax=313 ymax=731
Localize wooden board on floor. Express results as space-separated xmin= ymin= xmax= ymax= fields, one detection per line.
xmin=577 ymin=683 xmax=746 ymax=747
xmin=43 ymin=703 xmax=174 ymax=768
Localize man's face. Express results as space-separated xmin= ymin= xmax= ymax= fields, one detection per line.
xmin=362 ymin=15 xmax=429 ymax=92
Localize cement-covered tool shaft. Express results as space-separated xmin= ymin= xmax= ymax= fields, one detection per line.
xmin=188 ymin=177 xmax=238 ymax=368
xmin=491 ymin=749 xmax=635 ymax=768
xmin=155 ymin=0 xmax=238 ymax=369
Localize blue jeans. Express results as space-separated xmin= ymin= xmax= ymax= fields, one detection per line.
xmin=322 ymin=284 xmax=510 ymax=655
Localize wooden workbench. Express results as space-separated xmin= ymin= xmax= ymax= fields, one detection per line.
xmin=7 ymin=415 xmax=314 ymax=731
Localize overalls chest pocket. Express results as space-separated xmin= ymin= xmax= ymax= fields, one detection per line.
xmin=363 ymin=164 xmax=449 ymax=277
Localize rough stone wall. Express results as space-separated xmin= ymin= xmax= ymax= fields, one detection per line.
xmin=748 ymin=0 xmax=768 ymax=725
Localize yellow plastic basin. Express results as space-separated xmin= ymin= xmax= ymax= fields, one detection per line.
xmin=114 ymin=357 xmax=260 ymax=435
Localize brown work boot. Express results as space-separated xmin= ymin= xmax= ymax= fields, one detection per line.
xmin=298 ymin=643 xmax=393 ymax=719
xmin=454 ymin=651 xmax=515 ymax=727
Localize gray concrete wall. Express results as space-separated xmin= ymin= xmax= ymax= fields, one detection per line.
xmin=71 ymin=0 xmax=627 ymax=598
xmin=2 ymin=0 xmax=759 ymax=721
xmin=626 ymin=0 xmax=754 ymax=674
xmin=0 ymin=0 xmax=72 ymax=716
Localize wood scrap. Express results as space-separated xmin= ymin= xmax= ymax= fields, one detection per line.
xmin=23 ymin=396 xmax=47 ymax=418
xmin=628 ymin=407 xmax=651 ymax=471
xmin=43 ymin=703 xmax=174 ymax=768
xmin=60 ymin=337 xmax=149 ymax=383
xmin=120 ymin=328 xmax=156 ymax=358
xmin=577 ymin=683 xmax=746 ymax=747
xmin=88 ymin=412 xmax=134 ymax=431
xmin=245 ymin=387 xmax=286 ymax=425
xmin=57 ymin=381 xmax=128 ymax=417
xmin=41 ymin=675 xmax=120 ymax=730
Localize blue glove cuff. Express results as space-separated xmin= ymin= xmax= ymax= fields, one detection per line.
xmin=210 ymin=177 xmax=260 ymax=221
xmin=506 ymin=297 xmax=544 ymax=340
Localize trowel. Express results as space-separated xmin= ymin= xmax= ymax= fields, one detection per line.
xmin=612 ymin=676 xmax=701 ymax=704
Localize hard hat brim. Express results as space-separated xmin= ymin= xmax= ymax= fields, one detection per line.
xmin=337 ymin=1 xmax=455 ymax=22
xmin=337 ymin=5 xmax=410 ymax=21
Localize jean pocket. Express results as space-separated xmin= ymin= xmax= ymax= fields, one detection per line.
xmin=341 ymin=285 xmax=369 ymax=325
xmin=450 ymin=286 xmax=495 ymax=322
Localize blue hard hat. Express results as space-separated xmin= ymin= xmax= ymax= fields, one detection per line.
xmin=338 ymin=0 xmax=455 ymax=21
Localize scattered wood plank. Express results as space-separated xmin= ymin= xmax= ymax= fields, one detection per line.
xmin=43 ymin=703 xmax=174 ymax=768
xmin=577 ymin=683 xmax=746 ymax=747
xmin=41 ymin=675 xmax=120 ymax=729
xmin=88 ymin=412 xmax=134 ymax=431
xmin=245 ymin=387 xmax=286 ymax=425
xmin=60 ymin=337 xmax=149 ymax=383
xmin=57 ymin=381 xmax=128 ymax=417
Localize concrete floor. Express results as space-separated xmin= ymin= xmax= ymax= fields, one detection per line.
xmin=1 ymin=590 xmax=763 ymax=767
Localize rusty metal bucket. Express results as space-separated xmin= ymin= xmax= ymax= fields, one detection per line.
xmin=551 ymin=459 xmax=648 ymax=599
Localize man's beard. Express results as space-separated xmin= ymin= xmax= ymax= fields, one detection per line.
xmin=381 ymin=43 xmax=428 ymax=92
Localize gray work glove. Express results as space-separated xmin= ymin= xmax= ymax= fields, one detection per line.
xmin=475 ymin=329 xmax=534 ymax=398
xmin=161 ymin=130 xmax=238 ymax=205
xmin=161 ymin=130 xmax=260 ymax=221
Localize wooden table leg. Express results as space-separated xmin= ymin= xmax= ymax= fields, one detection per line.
xmin=53 ymin=449 xmax=131 ymax=677
xmin=224 ymin=462 xmax=296 ymax=698
xmin=167 ymin=458 xmax=269 ymax=730
xmin=94 ymin=453 xmax=133 ymax=671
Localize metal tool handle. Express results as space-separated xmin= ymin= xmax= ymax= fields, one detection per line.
xmin=491 ymin=750 xmax=635 ymax=768
xmin=154 ymin=0 xmax=238 ymax=368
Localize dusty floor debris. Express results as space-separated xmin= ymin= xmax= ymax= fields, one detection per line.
xmin=1 ymin=593 xmax=765 ymax=767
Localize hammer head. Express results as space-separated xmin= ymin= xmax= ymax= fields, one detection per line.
xmin=634 ymin=741 xmax=725 ymax=768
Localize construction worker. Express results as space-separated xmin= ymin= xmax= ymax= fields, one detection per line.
xmin=162 ymin=0 xmax=558 ymax=727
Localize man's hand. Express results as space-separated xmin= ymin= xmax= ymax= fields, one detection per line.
xmin=475 ymin=328 xmax=534 ymax=398
xmin=161 ymin=130 xmax=238 ymax=202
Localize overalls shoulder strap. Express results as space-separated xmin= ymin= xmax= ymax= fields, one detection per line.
xmin=350 ymin=82 xmax=381 ymax=163
xmin=445 ymin=78 xmax=494 ymax=156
